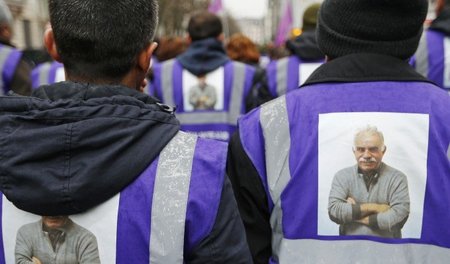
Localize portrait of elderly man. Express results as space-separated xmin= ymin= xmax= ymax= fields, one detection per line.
xmin=328 ymin=125 xmax=410 ymax=238
xmin=15 ymin=216 xmax=100 ymax=264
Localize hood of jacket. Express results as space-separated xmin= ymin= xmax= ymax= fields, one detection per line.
xmin=0 ymin=81 xmax=180 ymax=216
xmin=430 ymin=7 xmax=450 ymax=35
xmin=177 ymin=38 xmax=229 ymax=76
xmin=286 ymin=30 xmax=325 ymax=61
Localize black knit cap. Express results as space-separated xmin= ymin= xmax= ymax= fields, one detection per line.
xmin=316 ymin=0 xmax=428 ymax=59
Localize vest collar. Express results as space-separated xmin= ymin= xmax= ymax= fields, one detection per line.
xmin=302 ymin=53 xmax=434 ymax=87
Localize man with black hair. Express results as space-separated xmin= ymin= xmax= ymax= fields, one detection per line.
xmin=227 ymin=0 xmax=450 ymax=263
xmin=0 ymin=0 xmax=251 ymax=263
xmin=414 ymin=0 xmax=450 ymax=91
xmin=152 ymin=11 xmax=269 ymax=141
xmin=0 ymin=0 xmax=31 ymax=96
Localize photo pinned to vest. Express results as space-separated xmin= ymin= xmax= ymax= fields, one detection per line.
xmin=1 ymin=194 xmax=121 ymax=263
xmin=317 ymin=112 xmax=429 ymax=239
xmin=182 ymin=67 xmax=224 ymax=112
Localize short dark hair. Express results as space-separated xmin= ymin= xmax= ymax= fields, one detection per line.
xmin=49 ymin=0 xmax=158 ymax=81
xmin=187 ymin=11 xmax=222 ymax=41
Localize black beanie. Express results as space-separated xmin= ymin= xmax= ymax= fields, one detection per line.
xmin=316 ymin=0 xmax=428 ymax=59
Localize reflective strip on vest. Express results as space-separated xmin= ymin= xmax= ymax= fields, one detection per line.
xmin=415 ymin=32 xmax=429 ymax=79
xmin=38 ymin=62 xmax=53 ymax=87
xmin=444 ymin=38 xmax=450 ymax=88
xmin=150 ymin=131 xmax=197 ymax=264
xmin=161 ymin=60 xmax=176 ymax=107
xmin=447 ymin=143 xmax=450 ymax=160
xmin=277 ymin=239 xmax=450 ymax=263
xmin=259 ymin=95 xmax=291 ymax=259
xmin=276 ymin=58 xmax=289 ymax=96
xmin=172 ymin=62 xmax=247 ymax=126
xmin=0 ymin=45 xmax=16 ymax=95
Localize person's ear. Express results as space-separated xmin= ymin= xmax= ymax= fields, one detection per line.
xmin=382 ymin=146 xmax=387 ymax=154
xmin=44 ymin=28 xmax=62 ymax=62
xmin=0 ymin=24 xmax=12 ymax=42
xmin=138 ymin=42 xmax=158 ymax=73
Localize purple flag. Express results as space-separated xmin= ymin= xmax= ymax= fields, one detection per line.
xmin=275 ymin=1 xmax=293 ymax=46
xmin=208 ymin=0 xmax=223 ymax=14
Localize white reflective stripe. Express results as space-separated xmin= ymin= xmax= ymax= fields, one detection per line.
xmin=447 ymin=143 xmax=450 ymax=161
xmin=54 ymin=66 xmax=66 ymax=82
xmin=0 ymin=45 xmax=14 ymax=95
xmin=161 ymin=59 xmax=176 ymax=107
xmin=276 ymin=58 xmax=289 ymax=96
xmin=38 ymin=63 xmax=52 ymax=86
xmin=177 ymin=111 xmax=231 ymax=125
xmin=415 ymin=32 xmax=428 ymax=78
xmin=260 ymin=96 xmax=291 ymax=258
xmin=444 ymin=38 xmax=450 ymax=88
xmin=299 ymin=62 xmax=322 ymax=86
xmin=150 ymin=131 xmax=197 ymax=264
xmin=229 ymin=62 xmax=247 ymax=121
xmin=278 ymin=239 xmax=450 ymax=264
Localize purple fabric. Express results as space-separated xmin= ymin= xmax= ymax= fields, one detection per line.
xmin=223 ymin=62 xmax=233 ymax=112
xmin=0 ymin=194 xmax=5 ymax=264
xmin=239 ymin=80 xmax=450 ymax=247
xmin=286 ymin=56 xmax=300 ymax=93
xmin=152 ymin=62 xmax=163 ymax=100
xmin=266 ymin=61 xmax=278 ymax=97
xmin=116 ymin=160 xmax=157 ymax=264
xmin=173 ymin=60 xmax=184 ymax=111
xmin=208 ymin=0 xmax=223 ymax=14
xmin=238 ymin=109 xmax=274 ymax=210
xmin=184 ymin=138 xmax=226 ymax=254
xmin=2 ymin=49 xmax=21 ymax=94
xmin=31 ymin=64 xmax=44 ymax=89
xmin=275 ymin=2 xmax=293 ymax=46
xmin=426 ymin=30 xmax=445 ymax=88
xmin=181 ymin=123 xmax=236 ymax=138
xmin=278 ymin=81 xmax=450 ymax=247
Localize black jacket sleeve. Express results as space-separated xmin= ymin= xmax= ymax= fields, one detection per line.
xmin=227 ymin=131 xmax=272 ymax=264
xmin=11 ymin=59 xmax=32 ymax=96
xmin=186 ymin=175 xmax=253 ymax=264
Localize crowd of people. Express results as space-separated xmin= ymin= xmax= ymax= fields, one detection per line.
xmin=0 ymin=0 xmax=448 ymax=263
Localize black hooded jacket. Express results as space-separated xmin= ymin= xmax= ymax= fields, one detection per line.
xmin=0 ymin=82 xmax=179 ymax=215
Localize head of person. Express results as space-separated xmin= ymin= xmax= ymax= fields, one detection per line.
xmin=46 ymin=0 xmax=159 ymax=90
xmin=316 ymin=0 xmax=428 ymax=60
xmin=187 ymin=11 xmax=223 ymax=42
xmin=226 ymin=33 xmax=260 ymax=65
xmin=154 ymin=36 xmax=187 ymax=62
xmin=302 ymin=3 xmax=321 ymax=32
xmin=0 ymin=0 xmax=13 ymax=44
xmin=436 ymin=0 xmax=450 ymax=16
xmin=42 ymin=216 xmax=69 ymax=229
xmin=352 ymin=126 xmax=387 ymax=175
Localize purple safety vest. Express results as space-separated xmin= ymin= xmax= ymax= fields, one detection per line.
xmin=239 ymin=81 xmax=450 ymax=263
xmin=152 ymin=59 xmax=255 ymax=141
xmin=266 ymin=55 xmax=323 ymax=97
xmin=414 ymin=29 xmax=450 ymax=91
xmin=0 ymin=132 xmax=226 ymax=264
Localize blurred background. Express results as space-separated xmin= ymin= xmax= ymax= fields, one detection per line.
xmin=4 ymin=0 xmax=438 ymax=61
